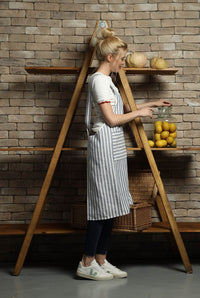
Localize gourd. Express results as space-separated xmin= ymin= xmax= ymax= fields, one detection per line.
xmin=126 ymin=51 xmax=147 ymax=68
xmin=150 ymin=57 xmax=168 ymax=69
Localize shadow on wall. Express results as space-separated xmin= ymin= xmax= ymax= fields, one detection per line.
xmin=0 ymin=153 xmax=87 ymax=224
xmin=128 ymin=151 xmax=193 ymax=178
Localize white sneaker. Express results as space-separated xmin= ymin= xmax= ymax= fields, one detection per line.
xmin=76 ymin=259 xmax=113 ymax=281
xmin=100 ymin=260 xmax=128 ymax=278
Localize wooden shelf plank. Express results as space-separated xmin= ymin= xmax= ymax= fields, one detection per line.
xmin=0 ymin=147 xmax=200 ymax=152
xmin=0 ymin=147 xmax=87 ymax=152
xmin=0 ymin=222 xmax=200 ymax=235
xmin=25 ymin=66 xmax=178 ymax=76
xmin=128 ymin=147 xmax=200 ymax=151
xmin=0 ymin=224 xmax=81 ymax=235
xmin=0 ymin=147 xmax=55 ymax=152
xmin=118 ymin=222 xmax=200 ymax=233
xmin=25 ymin=67 xmax=81 ymax=75
xmin=124 ymin=67 xmax=179 ymax=75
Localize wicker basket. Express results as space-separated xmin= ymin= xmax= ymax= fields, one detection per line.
xmin=129 ymin=170 xmax=157 ymax=205
xmin=70 ymin=170 xmax=156 ymax=231
xmin=113 ymin=203 xmax=151 ymax=231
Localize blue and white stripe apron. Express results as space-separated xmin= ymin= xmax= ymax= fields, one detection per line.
xmin=86 ymin=75 xmax=132 ymax=220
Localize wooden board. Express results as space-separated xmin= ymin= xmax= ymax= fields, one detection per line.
xmin=124 ymin=67 xmax=179 ymax=75
xmin=25 ymin=67 xmax=81 ymax=75
xmin=25 ymin=66 xmax=178 ymax=76
xmin=1 ymin=147 xmax=200 ymax=152
xmin=1 ymin=222 xmax=200 ymax=235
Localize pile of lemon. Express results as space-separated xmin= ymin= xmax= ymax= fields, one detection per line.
xmin=148 ymin=120 xmax=177 ymax=148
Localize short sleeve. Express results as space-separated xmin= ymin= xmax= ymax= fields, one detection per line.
xmin=91 ymin=75 xmax=115 ymax=105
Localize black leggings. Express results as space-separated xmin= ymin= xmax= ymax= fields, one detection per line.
xmin=84 ymin=218 xmax=114 ymax=257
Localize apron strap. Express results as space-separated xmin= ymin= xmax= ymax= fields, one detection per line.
xmin=85 ymin=86 xmax=92 ymax=137
xmin=85 ymin=72 xmax=101 ymax=137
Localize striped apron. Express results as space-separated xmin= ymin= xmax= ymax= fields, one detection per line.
xmin=86 ymin=75 xmax=132 ymax=220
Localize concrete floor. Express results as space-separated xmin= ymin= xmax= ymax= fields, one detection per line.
xmin=0 ymin=260 xmax=200 ymax=298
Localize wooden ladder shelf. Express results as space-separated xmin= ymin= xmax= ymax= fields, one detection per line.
xmin=13 ymin=20 xmax=192 ymax=275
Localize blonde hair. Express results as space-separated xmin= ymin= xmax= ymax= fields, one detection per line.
xmin=95 ymin=28 xmax=127 ymax=62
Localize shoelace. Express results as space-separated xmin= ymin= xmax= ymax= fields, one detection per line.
xmin=104 ymin=261 xmax=117 ymax=269
xmin=93 ymin=261 xmax=108 ymax=273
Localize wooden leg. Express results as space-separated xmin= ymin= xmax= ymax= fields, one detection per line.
xmin=13 ymin=20 xmax=107 ymax=275
xmin=14 ymin=55 xmax=91 ymax=275
xmin=118 ymin=69 xmax=192 ymax=273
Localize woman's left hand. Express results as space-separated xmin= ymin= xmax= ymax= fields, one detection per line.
xmin=154 ymin=100 xmax=172 ymax=107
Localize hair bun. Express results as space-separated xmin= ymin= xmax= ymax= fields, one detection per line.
xmin=94 ymin=27 xmax=127 ymax=61
xmin=95 ymin=28 xmax=115 ymax=41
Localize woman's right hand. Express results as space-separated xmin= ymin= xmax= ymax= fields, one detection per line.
xmin=99 ymin=102 xmax=154 ymax=127
xmin=137 ymin=107 xmax=154 ymax=118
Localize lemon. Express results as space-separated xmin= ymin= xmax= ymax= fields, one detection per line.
xmin=156 ymin=140 xmax=167 ymax=148
xmin=169 ymin=122 xmax=176 ymax=132
xmin=169 ymin=131 xmax=177 ymax=138
xmin=155 ymin=140 xmax=163 ymax=148
xmin=162 ymin=121 xmax=170 ymax=131
xmin=171 ymin=140 xmax=176 ymax=147
xmin=148 ymin=140 xmax=155 ymax=148
xmin=154 ymin=133 xmax=161 ymax=141
xmin=154 ymin=120 xmax=162 ymax=127
xmin=161 ymin=139 xmax=167 ymax=147
xmin=161 ymin=130 xmax=169 ymax=139
xmin=167 ymin=136 xmax=174 ymax=144
xmin=155 ymin=124 xmax=162 ymax=133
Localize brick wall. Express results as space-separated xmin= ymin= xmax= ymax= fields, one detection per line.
xmin=0 ymin=0 xmax=200 ymax=228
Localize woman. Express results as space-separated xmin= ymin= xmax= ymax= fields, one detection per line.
xmin=76 ymin=28 xmax=171 ymax=281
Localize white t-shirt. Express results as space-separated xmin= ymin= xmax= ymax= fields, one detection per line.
xmin=89 ymin=72 xmax=118 ymax=132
